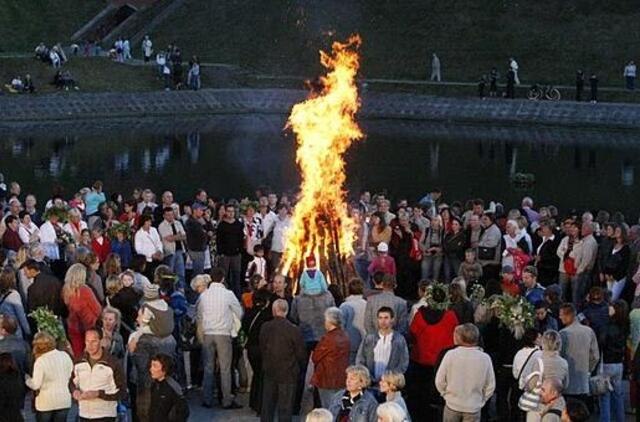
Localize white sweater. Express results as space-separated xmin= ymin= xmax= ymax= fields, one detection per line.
xmin=26 ymin=349 xmax=74 ymax=411
xmin=435 ymin=346 xmax=495 ymax=413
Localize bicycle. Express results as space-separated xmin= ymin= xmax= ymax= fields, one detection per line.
xmin=527 ymin=84 xmax=561 ymax=101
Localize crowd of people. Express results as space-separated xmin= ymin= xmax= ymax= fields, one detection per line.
xmin=0 ymin=176 xmax=639 ymax=422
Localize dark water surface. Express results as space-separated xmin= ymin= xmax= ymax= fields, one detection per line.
xmin=1 ymin=114 xmax=639 ymax=219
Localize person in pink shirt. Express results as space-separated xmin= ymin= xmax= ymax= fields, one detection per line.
xmin=368 ymin=242 xmax=397 ymax=276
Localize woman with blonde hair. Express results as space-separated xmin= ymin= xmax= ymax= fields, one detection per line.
xmin=62 ymin=263 xmax=102 ymax=358
xmin=102 ymin=253 xmax=122 ymax=279
xmin=26 ymin=332 xmax=74 ymax=421
xmin=328 ymin=365 xmax=379 ymax=421
xmin=380 ymin=370 xmax=410 ymax=420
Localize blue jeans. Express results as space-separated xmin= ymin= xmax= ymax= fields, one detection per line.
xmin=165 ymin=252 xmax=186 ymax=289
xmin=36 ymin=409 xmax=69 ymax=422
xmin=599 ymin=363 xmax=624 ymax=422
xmin=188 ymin=250 xmax=206 ymax=277
xmin=354 ymin=256 xmax=371 ymax=287
xmin=610 ymin=278 xmax=626 ymax=302
xmin=202 ymin=334 xmax=234 ymax=407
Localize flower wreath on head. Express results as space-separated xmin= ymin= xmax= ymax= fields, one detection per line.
xmin=469 ymin=284 xmax=486 ymax=302
xmin=43 ymin=206 xmax=69 ymax=224
xmin=424 ymin=282 xmax=450 ymax=311
xmin=108 ymin=222 xmax=132 ymax=240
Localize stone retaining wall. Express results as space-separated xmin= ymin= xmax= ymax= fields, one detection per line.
xmin=1 ymin=88 xmax=639 ymax=129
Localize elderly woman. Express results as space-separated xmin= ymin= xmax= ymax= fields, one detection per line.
xmin=25 ymin=332 xmax=74 ymax=421
xmin=376 ymin=402 xmax=409 ymax=422
xmin=62 ymin=263 xmax=102 ymax=358
xmin=380 ymin=371 xmax=410 ymax=420
xmin=63 ymin=208 xmax=88 ymax=243
xmin=101 ymin=306 xmax=125 ymax=360
xmin=312 ymin=307 xmax=351 ymax=407
xmin=305 ymin=408 xmax=333 ymax=422
xmin=328 ymin=365 xmax=379 ymax=422
xmin=519 ymin=330 xmax=569 ymax=422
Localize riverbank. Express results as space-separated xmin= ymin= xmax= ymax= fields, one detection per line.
xmin=2 ymin=87 xmax=640 ymax=130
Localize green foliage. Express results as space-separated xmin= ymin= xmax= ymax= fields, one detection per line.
xmin=28 ymin=307 xmax=66 ymax=342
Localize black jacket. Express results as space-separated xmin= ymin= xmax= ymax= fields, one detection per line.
xmin=27 ymin=272 xmax=64 ymax=317
xmin=599 ymin=322 xmax=626 ymax=364
xmin=150 ymin=376 xmax=189 ymax=422
xmin=184 ymin=217 xmax=207 ymax=251
xmin=535 ymin=236 xmax=561 ymax=285
xmin=259 ymin=316 xmax=306 ymax=384
xmin=0 ymin=371 xmax=25 ymax=421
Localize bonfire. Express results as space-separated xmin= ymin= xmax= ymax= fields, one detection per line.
xmin=280 ymin=35 xmax=363 ymax=295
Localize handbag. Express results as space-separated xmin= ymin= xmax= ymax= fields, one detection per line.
xmin=478 ymin=246 xmax=496 ymax=261
xmin=563 ymin=257 xmax=577 ymax=276
xmin=518 ymin=357 xmax=544 ymax=412
xmin=590 ymin=354 xmax=613 ymax=396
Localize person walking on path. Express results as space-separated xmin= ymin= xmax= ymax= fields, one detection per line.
xmin=576 ymin=70 xmax=585 ymax=101
xmin=142 ymin=35 xmax=153 ymax=62
xmin=430 ymin=53 xmax=441 ymax=82
xmin=624 ymin=60 xmax=636 ymax=90
xmin=489 ymin=68 xmax=499 ymax=97
xmin=510 ymin=57 xmax=520 ymax=85
xmin=590 ymin=74 xmax=599 ymax=103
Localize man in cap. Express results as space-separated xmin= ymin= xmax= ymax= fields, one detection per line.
xmin=184 ymin=202 xmax=208 ymax=277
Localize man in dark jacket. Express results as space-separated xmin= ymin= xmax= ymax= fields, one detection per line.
xmin=184 ymin=203 xmax=208 ymax=277
xmin=23 ymin=259 xmax=64 ymax=332
xmin=259 ymin=298 xmax=306 ymax=422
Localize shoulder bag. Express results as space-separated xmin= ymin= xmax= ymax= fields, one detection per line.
xmin=518 ymin=357 xmax=544 ymax=412
xmin=590 ymin=354 xmax=613 ymax=396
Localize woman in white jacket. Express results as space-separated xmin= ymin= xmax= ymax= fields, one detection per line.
xmin=26 ymin=332 xmax=74 ymax=421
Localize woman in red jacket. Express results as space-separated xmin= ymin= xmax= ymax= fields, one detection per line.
xmin=406 ymin=282 xmax=459 ymax=421
xmin=62 ymin=263 xmax=102 ymax=358
xmin=311 ymin=307 xmax=351 ymax=408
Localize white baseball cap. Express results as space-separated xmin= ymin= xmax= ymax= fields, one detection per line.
xmin=377 ymin=242 xmax=389 ymax=253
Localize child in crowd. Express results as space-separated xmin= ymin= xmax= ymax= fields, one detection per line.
xmin=128 ymin=283 xmax=174 ymax=351
xmin=458 ymin=248 xmax=483 ymax=283
xmin=245 ymin=244 xmax=267 ymax=282
xmin=299 ymin=254 xmax=328 ymax=295
xmin=242 ymin=274 xmax=268 ymax=310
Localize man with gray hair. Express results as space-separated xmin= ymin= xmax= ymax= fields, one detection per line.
xmin=539 ymin=378 xmax=566 ymax=421
xmin=260 ymin=298 xmax=306 ymax=422
xmin=435 ymin=323 xmax=495 ymax=422
xmin=573 ymin=222 xmax=598 ymax=308
xmin=521 ymin=196 xmax=539 ymax=223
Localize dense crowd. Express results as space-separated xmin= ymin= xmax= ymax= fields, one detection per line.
xmin=0 ymin=176 xmax=639 ymax=422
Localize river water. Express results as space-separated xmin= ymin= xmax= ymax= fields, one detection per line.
xmin=0 ymin=115 xmax=639 ymax=219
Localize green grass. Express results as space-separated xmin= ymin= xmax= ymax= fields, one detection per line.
xmin=149 ymin=0 xmax=640 ymax=87
xmin=0 ymin=0 xmax=104 ymax=52
xmin=0 ymin=57 xmax=160 ymax=94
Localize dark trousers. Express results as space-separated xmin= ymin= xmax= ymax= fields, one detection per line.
xmin=36 ymin=409 xmax=69 ymax=422
xmin=79 ymin=418 xmax=116 ymax=422
xmin=496 ymin=366 xmax=520 ymax=421
xmin=219 ymin=253 xmax=242 ymax=298
xmin=406 ymin=362 xmax=439 ymax=421
xmin=261 ymin=379 xmax=296 ymax=422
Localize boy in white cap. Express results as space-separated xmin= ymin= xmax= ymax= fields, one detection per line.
xmin=367 ymin=242 xmax=397 ymax=277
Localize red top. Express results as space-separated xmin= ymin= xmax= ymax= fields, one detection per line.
xmin=92 ymin=236 xmax=112 ymax=264
xmin=2 ymin=228 xmax=23 ymax=252
xmin=409 ymin=308 xmax=458 ymax=366
xmin=66 ymin=286 xmax=101 ymax=329
xmin=367 ymin=255 xmax=397 ymax=276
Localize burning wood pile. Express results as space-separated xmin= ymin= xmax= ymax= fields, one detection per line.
xmin=279 ymin=35 xmax=363 ymax=296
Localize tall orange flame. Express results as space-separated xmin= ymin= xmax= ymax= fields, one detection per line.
xmin=281 ymin=35 xmax=363 ymax=292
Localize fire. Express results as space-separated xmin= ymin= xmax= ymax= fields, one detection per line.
xmin=280 ymin=35 xmax=363 ymax=293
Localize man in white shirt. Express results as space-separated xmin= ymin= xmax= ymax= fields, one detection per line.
xmin=356 ymin=306 xmax=409 ymax=383
xmin=436 ymin=323 xmax=495 ymax=422
xmin=268 ymin=204 xmax=291 ymax=272
xmin=197 ymin=268 xmax=243 ymax=409
xmin=158 ymin=207 xmax=187 ymax=289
